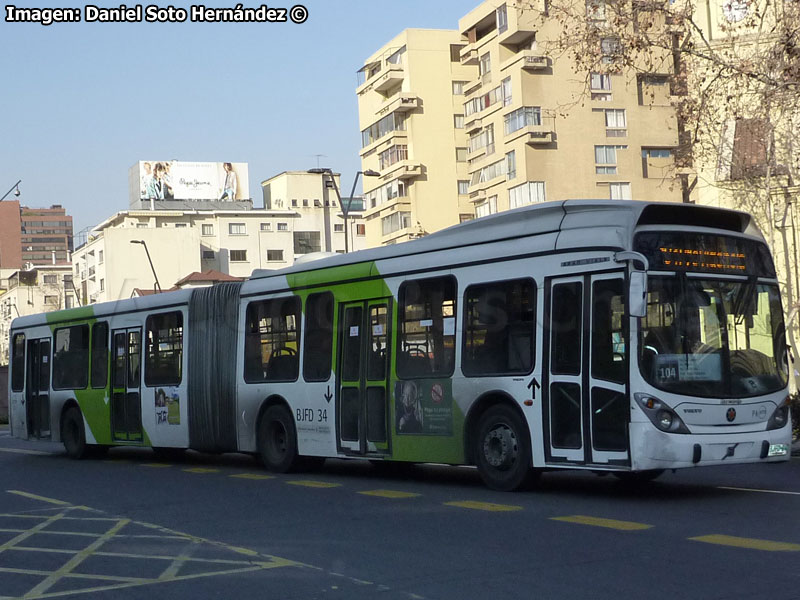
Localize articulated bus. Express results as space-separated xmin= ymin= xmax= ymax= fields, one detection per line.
xmin=7 ymin=200 xmax=793 ymax=490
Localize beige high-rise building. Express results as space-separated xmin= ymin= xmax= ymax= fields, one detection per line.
xmin=356 ymin=29 xmax=477 ymax=247
xmin=357 ymin=2 xmax=683 ymax=247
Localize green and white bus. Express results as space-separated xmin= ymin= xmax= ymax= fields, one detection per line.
xmin=7 ymin=200 xmax=793 ymax=490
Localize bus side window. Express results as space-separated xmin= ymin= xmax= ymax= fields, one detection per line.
xmin=11 ymin=333 xmax=25 ymax=392
xmin=53 ymin=325 xmax=90 ymax=390
xmin=397 ymin=276 xmax=457 ymax=379
xmin=463 ymin=278 xmax=536 ymax=376
xmin=244 ymin=297 xmax=301 ymax=383
xmin=303 ymin=292 xmax=334 ymax=382
xmin=91 ymin=322 xmax=109 ymax=389
xmin=145 ymin=312 xmax=183 ymax=386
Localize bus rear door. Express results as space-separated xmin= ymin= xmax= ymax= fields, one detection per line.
xmin=26 ymin=338 xmax=51 ymax=439
xmin=337 ymin=298 xmax=391 ymax=455
xmin=111 ymin=328 xmax=143 ymax=442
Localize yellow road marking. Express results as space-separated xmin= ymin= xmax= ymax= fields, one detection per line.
xmin=690 ymin=534 xmax=800 ymax=552
xmin=0 ymin=447 xmax=51 ymax=456
xmin=358 ymin=490 xmax=420 ymax=499
xmin=444 ymin=501 xmax=522 ymax=512
xmin=8 ymin=490 xmax=72 ymax=506
xmin=182 ymin=467 xmax=220 ymax=474
xmin=141 ymin=463 xmax=172 ymax=468
xmin=0 ymin=512 xmax=66 ymax=552
xmin=229 ymin=473 xmax=274 ymax=480
xmin=287 ymin=480 xmax=341 ymax=488
xmin=551 ymin=515 xmax=653 ymax=531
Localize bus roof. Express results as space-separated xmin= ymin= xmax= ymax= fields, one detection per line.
xmin=247 ymin=199 xmax=757 ymax=284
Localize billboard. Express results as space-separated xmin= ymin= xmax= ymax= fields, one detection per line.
xmin=133 ymin=161 xmax=249 ymax=202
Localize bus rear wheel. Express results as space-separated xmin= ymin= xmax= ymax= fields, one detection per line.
xmin=258 ymin=405 xmax=298 ymax=473
xmin=475 ymin=405 xmax=535 ymax=491
xmin=62 ymin=407 xmax=87 ymax=460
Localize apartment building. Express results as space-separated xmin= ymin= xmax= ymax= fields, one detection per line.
xmin=0 ymin=265 xmax=76 ymax=365
xmin=356 ymin=2 xmax=682 ymax=246
xmin=356 ymin=29 xmax=477 ymax=247
xmin=20 ymin=204 xmax=73 ymax=265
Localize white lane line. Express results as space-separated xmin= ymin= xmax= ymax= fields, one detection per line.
xmin=718 ymin=486 xmax=800 ymax=496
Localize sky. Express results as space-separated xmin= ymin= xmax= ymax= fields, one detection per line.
xmin=1 ymin=0 xmax=478 ymax=235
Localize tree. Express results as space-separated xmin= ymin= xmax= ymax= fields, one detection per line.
xmin=519 ymin=0 xmax=800 ymax=387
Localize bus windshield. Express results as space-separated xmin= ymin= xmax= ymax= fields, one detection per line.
xmin=639 ymin=276 xmax=788 ymax=398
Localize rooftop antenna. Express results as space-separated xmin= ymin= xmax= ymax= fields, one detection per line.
xmin=312 ymin=154 xmax=327 ymax=169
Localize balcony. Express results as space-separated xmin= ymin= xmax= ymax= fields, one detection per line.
xmin=521 ymin=52 xmax=549 ymax=71
xmin=460 ymin=47 xmax=479 ymax=66
xmin=524 ymin=126 xmax=555 ymax=145
xmin=380 ymin=160 xmax=424 ymax=181
xmin=377 ymin=93 xmax=420 ymax=117
xmin=374 ymin=63 xmax=404 ymax=93
xmin=462 ymin=77 xmax=482 ymax=96
xmin=464 ymin=116 xmax=482 ymax=133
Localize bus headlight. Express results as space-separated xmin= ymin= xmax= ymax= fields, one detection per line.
xmin=634 ymin=394 xmax=691 ymax=434
xmin=766 ymin=397 xmax=790 ymax=431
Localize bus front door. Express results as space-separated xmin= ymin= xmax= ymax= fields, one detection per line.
xmin=111 ymin=328 xmax=143 ymax=442
xmin=337 ymin=299 xmax=391 ymax=455
xmin=26 ymin=338 xmax=51 ymax=439
xmin=544 ymin=273 xmax=630 ymax=467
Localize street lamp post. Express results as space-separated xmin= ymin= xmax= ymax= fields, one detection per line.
xmin=308 ymin=168 xmax=379 ymax=253
xmin=130 ymin=240 xmax=162 ymax=293
xmin=0 ymin=180 xmax=21 ymax=202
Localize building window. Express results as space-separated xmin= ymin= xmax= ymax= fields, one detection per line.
xmin=397 ymin=277 xmax=456 ymax=379
xmin=303 ymin=292 xmax=334 ymax=382
xmin=291 ymin=199 xmax=298 ymax=207
xmin=98 ymin=250 xmax=104 ymax=263
xmin=277 ymin=222 xmax=288 ymax=231
xmin=601 ymin=37 xmax=621 ymax=63
xmin=476 ymin=196 xmax=498 ymax=218
xmin=605 ymin=109 xmax=627 ymax=136
xmin=460 ymin=214 xmax=474 ymax=223
xmin=43 ymin=274 xmax=57 ymax=284
xmin=65 ymin=295 xmax=74 ymax=309
xmin=458 ymin=180 xmax=470 ymax=195
xmin=364 ymin=180 xmax=407 ymax=209
xmin=145 ymin=311 xmax=183 ymax=386
xmin=506 ymin=151 xmax=516 ymax=180
xmin=468 ymin=125 xmax=495 ymax=155
xmin=609 ymin=182 xmax=632 ymax=200
xmin=202 ymin=224 xmax=214 ymax=236
xmin=361 ymin=112 xmax=407 ymax=148
xmin=202 ymin=250 xmax=215 ymax=260
xmin=244 ymin=296 xmax=301 ymax=383
xmin=470 ymin=158 xmax=507 ymax=185
xmin=136 ymin=223 xmax=148 ymax=229
xmin=452 ymin=81 xmax=467 ymax=95
xmin=591 ymin=73 xmax=612 ymax=91
xmin=496 ymin=3 xmax=508 ymax=34
xmin=334 ymin=224 xmax=344 ymax=232
xmin=379 ymin=144 xmax=408 ymax=170
xmin=267 ymin=249 xmax=284 ymax=261
xmin=502 ymin=77 xmax=512 ymax=106
xmin=293 ymin=231 xmax=321 ymax=254
xmin=595 ymin=145 xmax=625 ymax=174
xmin=509 ymin=181 xmax=546 ymax=208
xmin=229 ymin=223 xmax=246 ymax=235
xmin=587 ymin=0 xmax=606 ymax=21
xmin=641 ymin=148 xmax=673 ymax=178
xmin=381 ymin=212 xmax=411 ymax=236
xmin=261 ymin=222 xmax=271 ymax=231
xmin=99 ymin=279 xmax=105 ymax=291
xmin=464 ymin=82 xmax=507 ymax=116
xmin=356 ymin=224 xmax=366 ymax=236
xmin=479 ymin=52 xmax=491 ymax=77
xmin=456 ymin=147 xmax=468 ymax=162
xmin=44 ymin=295 xmax=59 ymax=305
xmin=230 ymin=250 xmax=248 ymax=262
xmin=504 ymin=106 xmax=541 ymax=135
xmin=302 ymin=199 xmax=309 ymax=207
xmin=175 ymin=223 xmax=187 ymax=228
xmin=53 ymin=325 xmax=90 ymax=390
xmin=463 ymin=278 xmax=536 ymax=376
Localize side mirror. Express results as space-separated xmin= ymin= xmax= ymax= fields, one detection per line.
xmin=629 ymin=271 xmax=647 ymax=318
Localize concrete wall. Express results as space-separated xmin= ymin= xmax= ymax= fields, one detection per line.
xmin=0 ymin=365 xmax=8 ymax=423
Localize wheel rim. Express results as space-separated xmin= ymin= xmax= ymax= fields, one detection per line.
xmin=483 ymin=422 xmax=518 ymax=471
xmin=267 ymin=421 xmax=288 ymax=460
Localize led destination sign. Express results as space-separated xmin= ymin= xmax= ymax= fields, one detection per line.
xmin=634 ymin=232 xmax=775 ymax=276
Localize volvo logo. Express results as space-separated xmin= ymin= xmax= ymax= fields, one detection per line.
xmin=726 ymin=408 xmax=737 ymax=422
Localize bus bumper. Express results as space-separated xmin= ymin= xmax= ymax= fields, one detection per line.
xmin=629 ymin=421 xmax=793 ymax=471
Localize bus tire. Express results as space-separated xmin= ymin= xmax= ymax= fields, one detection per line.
xmin=62 ymin=407 xmax=87 ymax=460
xmin=258 ymin=405 xmax=298 ymax=473
xmin=475 ymin=405 xmax=533 ymax=491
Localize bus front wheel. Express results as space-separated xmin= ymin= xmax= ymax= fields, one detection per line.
xmin=62 ymin=407 xmax=87 ymax=460
xmin=475 ymin=405 xmax=535 ymax=491
xmin=258 ymin=405 xmax=298 ymax=473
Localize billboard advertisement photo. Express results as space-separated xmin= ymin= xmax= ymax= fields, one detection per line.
xmin=133 ymin=161 xmax=249 ymax=202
